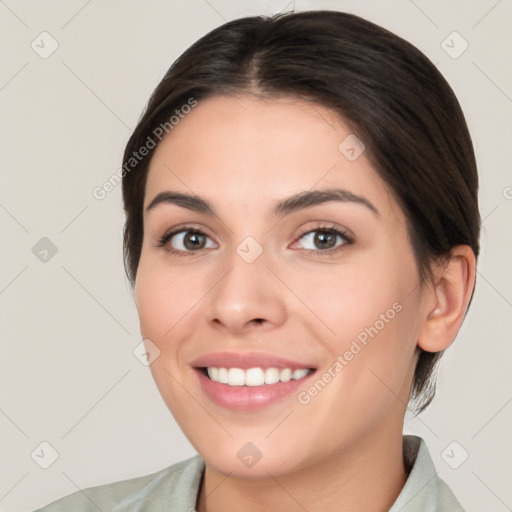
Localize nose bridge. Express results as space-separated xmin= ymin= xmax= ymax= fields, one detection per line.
xmin=205 ymin=237 xmax=285 ymax=332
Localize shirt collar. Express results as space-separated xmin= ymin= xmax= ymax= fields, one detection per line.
xmin=389 ymin=435 xmax=465 ymax=511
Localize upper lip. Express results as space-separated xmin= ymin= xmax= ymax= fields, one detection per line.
xmin=190 ymin=351 xmax=316 ymax=370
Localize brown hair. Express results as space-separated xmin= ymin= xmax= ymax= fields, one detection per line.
xmin=121 ymin=10 xmax=480 ymax=413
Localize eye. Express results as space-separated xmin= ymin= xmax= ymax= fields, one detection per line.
xmin=157 ymin=227 xmax=216 ymax=257
xmin=295 ymin=225 xmax=353 ymax=254
xmin=157 ymin=224 xmax=353 ymax=257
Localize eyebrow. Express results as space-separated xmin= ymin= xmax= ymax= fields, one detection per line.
xmin=145 ymin=188 xmax=380 ymax=218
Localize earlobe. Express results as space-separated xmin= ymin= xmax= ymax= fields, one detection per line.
xmin=417 ymin=245 xmax=476 ymax=353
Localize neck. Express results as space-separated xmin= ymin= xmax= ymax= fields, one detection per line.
xmin=196 ymin=424 xmax=409 ymax=512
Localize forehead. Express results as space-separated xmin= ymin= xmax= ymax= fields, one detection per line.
xmin=144 ymin=94 xmax=399 ymax=221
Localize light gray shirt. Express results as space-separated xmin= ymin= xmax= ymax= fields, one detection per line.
xmin=34 ymin=435 xmax=465 ymax=511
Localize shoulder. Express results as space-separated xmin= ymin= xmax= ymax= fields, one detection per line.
xmin=33 ymin=455 xmax=205 ymax=512
xmin=434 ymin=476 xmax=467 ymax=511
xmin=390 ymin=435 xmax=466 ymax=512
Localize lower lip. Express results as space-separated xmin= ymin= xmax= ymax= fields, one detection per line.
xmin=195 ymin=369 xmax=315 ymax=411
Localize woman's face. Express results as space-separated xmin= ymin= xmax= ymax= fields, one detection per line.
xmin=135 ymin=94 xmax=430 ymax=477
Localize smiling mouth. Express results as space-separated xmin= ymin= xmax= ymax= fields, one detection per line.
xmin=199 ymin=366 xmax=316 ymax=386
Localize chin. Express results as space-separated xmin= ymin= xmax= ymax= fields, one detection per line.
xmin=202 ymin=449 xmax=300 ymax=479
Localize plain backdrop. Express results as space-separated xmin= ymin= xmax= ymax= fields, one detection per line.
xmin=1 ymin=1 xmax=511 ymax=511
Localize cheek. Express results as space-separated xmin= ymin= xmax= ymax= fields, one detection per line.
xmin=135 ymin=255 xmax=205 ymax=342
xmin=294 ymin=250 xmax=420 ymax=402
xmin=296 ymin=257 xmax=409 ymax=346
xmin=134 ymin=257 xmax=202 ymax=417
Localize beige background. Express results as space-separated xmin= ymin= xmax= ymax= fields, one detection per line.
xmin=1 ymin=0 xmax=511 ymax=511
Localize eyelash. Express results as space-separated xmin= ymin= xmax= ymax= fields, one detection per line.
xmin=156 ymin=224 xmax=354 ymax=258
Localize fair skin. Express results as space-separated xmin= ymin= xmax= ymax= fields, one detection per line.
xmin=134 ymin=94 xmax=476 ymax=512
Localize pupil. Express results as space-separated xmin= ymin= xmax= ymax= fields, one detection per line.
xmin=185 ymin=232 xmax=203 ymax=250
xmin=316 ymin=231 xmax=334 ymax=249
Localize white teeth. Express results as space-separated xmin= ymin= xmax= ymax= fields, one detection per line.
xmin=279 ymin=368 xmax=292 ymax=382
xmin=217 ymin=367 xmax=229 ymax=384
xmin=227 ymin=368 xmax=245 ymax=386
xmin=205 ymin=366 xmax=312 ymax=386
xmin=245 ymin=368 xmax=265 ymax=386
xmin=264 ymin=367 xmax=280 ymax=384
xmin=292 ymin=369 xmax=309 ymax=380
xmin=207 ymin=367 xmax=218 ymax=381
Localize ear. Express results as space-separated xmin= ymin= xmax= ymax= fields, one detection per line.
xmin=417 ymin=245 xmax=476 ymax=353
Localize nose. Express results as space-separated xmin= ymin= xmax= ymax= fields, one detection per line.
xmin=204 ymin=248 xmax=287 ymax=336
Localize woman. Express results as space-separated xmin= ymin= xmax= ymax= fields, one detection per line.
xmin=35 ymin=9 xmax=479 ymax=512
